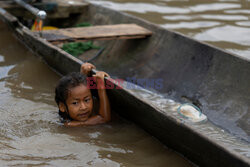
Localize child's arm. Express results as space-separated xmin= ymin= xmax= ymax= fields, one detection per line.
xmin=92 ymin=71 xmax=111 ymax=122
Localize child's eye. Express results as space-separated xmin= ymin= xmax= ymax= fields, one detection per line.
xmin=85 ymin=98 xmax=90 ymax=103
xmin=72 ymin=102 xmax=78 ymax=105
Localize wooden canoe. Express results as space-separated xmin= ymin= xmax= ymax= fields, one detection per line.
xmin=0 ymin=0 xmax=249 ymax=166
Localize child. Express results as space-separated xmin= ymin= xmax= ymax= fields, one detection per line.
xmin=55 ymin=63 xmax=111 ymax=127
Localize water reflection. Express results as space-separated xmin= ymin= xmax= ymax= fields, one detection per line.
xmin=225 ymin=9 xmax=250 ymax=14
xmin=161 ymin=21 xmax=221 ymax=29
xmin=236 ymin=21 xmax=250 ymax=26
xmin=194 ymin=25 xmax=250 ymax=46
xmin=189 ymin=3 xmax=240 ymax=12
xmin=91 ymin=1 xmax=190 ymax=14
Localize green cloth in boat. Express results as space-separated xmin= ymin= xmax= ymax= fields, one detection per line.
xmin=74 ymin=22 xmax=92 ymax=27
xmin=62 ymin=41 xmax=100 ymax=57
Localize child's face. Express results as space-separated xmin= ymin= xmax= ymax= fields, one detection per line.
xmin=65 ymin=84 xmax=93 ymax=122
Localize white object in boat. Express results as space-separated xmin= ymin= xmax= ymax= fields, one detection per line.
xmin=177 ymin=103 xmax=207 ymax=123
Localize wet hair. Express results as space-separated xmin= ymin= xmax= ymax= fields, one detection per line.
xmin=55 ymin=72 xmax=87 ymax=121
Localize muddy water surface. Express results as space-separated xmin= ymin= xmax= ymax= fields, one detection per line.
xmin=0 ymin=22 xmax=193 ymax=166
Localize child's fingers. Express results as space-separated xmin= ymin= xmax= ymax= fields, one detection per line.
xmin=88 ymin=63 xmax=96 ymax=70
xmin=81 ymin=63 xmax=96 ymax=75
xmin=92 ymin=72 xmax=107 ymax=89
xmin=93 ymin=71 xmax=110 ymax=79
xmin=101 ymin=72 xmax=110 ymax=78
xmin=84 ymin=63 xmax=96 ymax=70
xmin=99 ymin=71 xmax=110 ymax=78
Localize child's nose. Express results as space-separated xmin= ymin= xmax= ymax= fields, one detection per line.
xmin=80 ymin=101 xmax=87 ymax=110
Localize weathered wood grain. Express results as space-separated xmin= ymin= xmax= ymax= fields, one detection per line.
xmin=39 ymin=24 xmax=152 ymax=42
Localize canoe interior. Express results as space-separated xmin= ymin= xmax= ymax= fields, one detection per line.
xmin=0 ymin=1 xmax=249 ymax=167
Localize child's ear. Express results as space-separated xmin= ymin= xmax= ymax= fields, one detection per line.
xmin=59 ymin=102 xmax=66 ymax=112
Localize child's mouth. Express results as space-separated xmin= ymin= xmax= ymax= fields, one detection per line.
xmin=77 ymin=112 xmax=89 ymax=118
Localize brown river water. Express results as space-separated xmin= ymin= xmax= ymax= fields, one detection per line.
xmin=0 ymin=21 xmax=193 ymax=166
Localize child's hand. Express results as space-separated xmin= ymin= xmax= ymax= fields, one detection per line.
xmin=93 ymin=71 xmax=110 ymax=89
xmin=64 ymin=121 xmax=85 ymax=127
xmin=80 ymin=63 xmax=96 ymax=76
xmin=93 ymin=71 xmax=110 ymax=81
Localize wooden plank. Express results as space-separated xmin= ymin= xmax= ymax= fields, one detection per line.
xmin=39 ymin=24 xmax=152 ymax=42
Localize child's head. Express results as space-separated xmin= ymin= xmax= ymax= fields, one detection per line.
xmin=55 ymin=72 xmax=93 ymax=122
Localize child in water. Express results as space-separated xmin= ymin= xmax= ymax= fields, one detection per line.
xmin=55 ymin=63 xmax=111 ymax=127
